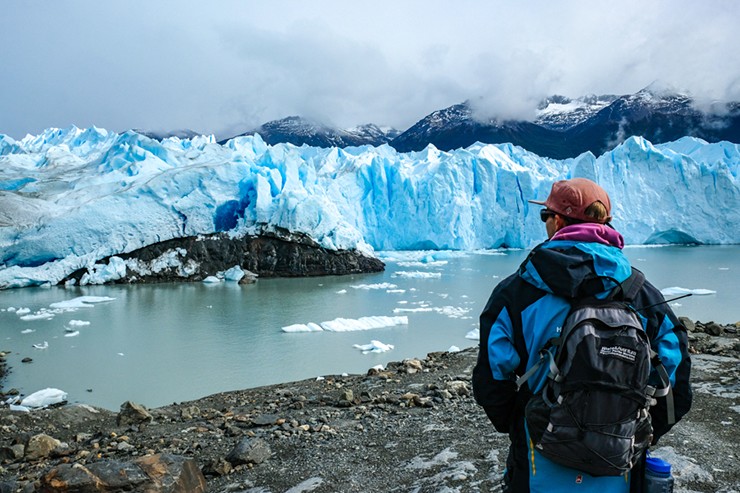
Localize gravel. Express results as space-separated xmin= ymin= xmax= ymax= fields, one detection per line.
xmin=0 ymin=325 xmax=739 ymax=492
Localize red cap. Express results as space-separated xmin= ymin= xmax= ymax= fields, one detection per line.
xmin=529 ymin=178 xmax=612 ymax=223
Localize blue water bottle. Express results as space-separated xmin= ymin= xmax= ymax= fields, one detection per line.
xmin=645 ymin=456 xmax=674 ymax=493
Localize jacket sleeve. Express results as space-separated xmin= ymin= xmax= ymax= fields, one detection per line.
xmin=634 ymin=280 xmax=693 ymax=442
xmin=473 ymin=274 xmax=523 ymax=433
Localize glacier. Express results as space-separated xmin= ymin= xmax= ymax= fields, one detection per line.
xmin=0 ymin=126 xmax=738 ymax=289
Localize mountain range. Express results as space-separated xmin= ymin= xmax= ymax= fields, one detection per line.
xmin=154 ymin=86 xmax=740 ymax=159
xmin=217 ymin=118 xmax=401 ymax=148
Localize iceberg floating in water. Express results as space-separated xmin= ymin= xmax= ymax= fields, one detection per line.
xmin=282 ymin=315 xmax=408 ymax=333
xmin=0 ymin=127 xmax=738 ymax=289
xmin=660 ymin=286 xmax=717 ymax=296
xmin=49 ymin=296 xmax=116 ymax=309
xmin=353 ymin=340 xmax=395 ymax=354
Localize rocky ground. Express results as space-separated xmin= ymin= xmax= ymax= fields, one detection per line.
xmin=0 ymin=319 xmax=738 ymax=493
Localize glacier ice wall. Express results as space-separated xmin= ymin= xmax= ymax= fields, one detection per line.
xmin=0 ymin=126 xmax=738 ymax=288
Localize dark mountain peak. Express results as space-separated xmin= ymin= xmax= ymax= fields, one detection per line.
xmin=346 ymin=123 xmax=401 ymax=143
xmin=607 ymin=87 xmax=694 ymax=120
xmin=390 ymin=101 xmax=566 ymax=156
xmin=535 ymin=94 xmax=618 ymax=131
xmin=260 ymin=116 xmax=333 ymax=137
xmin=220 ymin=117 xmax=399 ymax=148
xmin=215 ymin=85 xmax=738 ymax=158
xmin=566 ymin=85 xmax=740 ymax=155
xmin=424 ymin=102 xmax=475 ymax=126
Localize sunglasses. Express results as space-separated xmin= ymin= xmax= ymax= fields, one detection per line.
xmin=539 ymin=209 xmax=556 ymax=222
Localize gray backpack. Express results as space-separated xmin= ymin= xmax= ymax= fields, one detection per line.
xmin=518 ymin=271 xmax=674 ymax=476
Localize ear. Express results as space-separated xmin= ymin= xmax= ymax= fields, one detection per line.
xmin=554 ymin=214 xmax=568 ymax=232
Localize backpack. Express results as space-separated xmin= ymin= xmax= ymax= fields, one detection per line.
xmin=517 ymin=270 xmax=674 ymax=477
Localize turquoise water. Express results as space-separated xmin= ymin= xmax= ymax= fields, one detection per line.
xmin=1 ymin=245 xmax=737 ymax=410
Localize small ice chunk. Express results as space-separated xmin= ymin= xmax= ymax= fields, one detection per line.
xmin=15 ymin=307 xmax=31 ymax=315
xmin=448 ymin=346 xmax=461 ymax=353
xmin=353 ymin=340 xmax=395 ymax=354
xmin=351 ymin=283 xmax=398 ymax=290
xmin=282 ymin=323 xmax=323 ymax=333
xmin=21 ymin=312 xmax=55 ymax=321
xmin=202 ymin=276 xmax=222 ymax=283
xmin=320 ymin=316 xmax=408 ymax=332
xmin=660 ymin=286 xmax=716 ymax=296
xmin=50 ymin=296 xmax=116 ymax=309
xmin=64 ymin=330 xmax=80 ymax=337
xmin=32 ymin=341 xmax=48 ymax=349
xmin=336 ymin=289 xmax=347 ymax=294
xmin=393 ymin=271 xmax=442 ymax=279
xmin=68 ymin=320 xmax=90 ymax=326
xmin=20 ymin=388 xmax=68 ymax=408
xmin=222 ymin=266 xmax=245 ymax=282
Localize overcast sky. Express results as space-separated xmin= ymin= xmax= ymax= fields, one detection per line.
xmin=2 ymin=0 xmax=739 ymax=139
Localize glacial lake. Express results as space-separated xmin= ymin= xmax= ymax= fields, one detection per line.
xmin=1 ymin=245 xmax=738 ymax=411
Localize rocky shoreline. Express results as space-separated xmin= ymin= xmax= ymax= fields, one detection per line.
xmin=0 ymin=318 xmax=739 ymax=492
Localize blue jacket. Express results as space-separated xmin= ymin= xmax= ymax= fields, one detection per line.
xmin=473 ymin=236 xmax=692 ymax=451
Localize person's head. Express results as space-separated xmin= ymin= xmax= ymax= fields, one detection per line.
xmin=529 ymin=178 xmax=612 ymax=239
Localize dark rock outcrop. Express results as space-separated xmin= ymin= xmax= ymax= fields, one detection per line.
xmin=39 ymin=453 xmax=206 ymax=492
xmin=62 ymin=229 xmax=384 ymax=286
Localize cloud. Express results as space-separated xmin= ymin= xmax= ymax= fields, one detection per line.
xmin=1 ymin=0 xmax=739 ymax=139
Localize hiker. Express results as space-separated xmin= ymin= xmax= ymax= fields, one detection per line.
xmin=472 ymin=178 xmax=692 ymax=492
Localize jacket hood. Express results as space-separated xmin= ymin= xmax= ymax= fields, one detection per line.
xmin=518 ymin=232 xmax=632 ymax=299
xmin=550 ymin=223 xmax=624 ymax=249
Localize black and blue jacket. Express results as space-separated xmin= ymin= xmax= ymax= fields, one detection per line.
xmin=473 ymin=231 xmax=692 ymax=444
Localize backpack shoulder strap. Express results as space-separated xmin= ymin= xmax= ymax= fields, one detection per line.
xmin=606 ymin=268 xmax=645 ymax=302
xmin=621 ymin=268 xmax=676 ymax=425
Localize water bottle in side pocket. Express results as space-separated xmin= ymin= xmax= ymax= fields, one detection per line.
xmin=644 ymin=455 xmax=674 ymax=493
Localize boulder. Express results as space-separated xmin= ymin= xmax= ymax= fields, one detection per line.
xmin=705 ymin=322 xmax=723 ymax=336
xmin=25 ymin=434 xmax=63 ymax=460
xmin=445 ymin=380 xmax=470 ymax=396
xmin=226 ymin=438 xmax=271 ymax=466
xmin=39 ymin=454 xmax=206 ymax=492
xmin=117 ymin=401 xmax=153 ymax=427
xmin=679 ymin=316 xmax=695 ymax=332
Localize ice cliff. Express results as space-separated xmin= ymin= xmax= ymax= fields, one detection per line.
xmin=0 ymin=126 xmax=738 ymax=288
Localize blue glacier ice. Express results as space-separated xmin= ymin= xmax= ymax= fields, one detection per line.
xmin=0 ymin=126 xmax=738 ymax=289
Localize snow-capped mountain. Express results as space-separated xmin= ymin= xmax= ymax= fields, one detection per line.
xmin=534 ymin=94 xmax=618 ymax=130
xmin=388 ymin=88 xmax=740 ymax=158
xmin=0 ymin=126 xmax=738 ymax=289
xmin=209 ymin=86 xmax=739 ymax=158
xmin=346 ymin=123 xmax=402 ymax=144
xmin=222 ymin=117 xmax=399 ymax=148
xmin=567 ymin=87 xmax=740 ymax=156
xmin=389 ymin=102 xmax=567 ymax=158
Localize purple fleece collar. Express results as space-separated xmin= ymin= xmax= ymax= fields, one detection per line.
xmin=550 ymin=223 xmax=625 ymax=249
